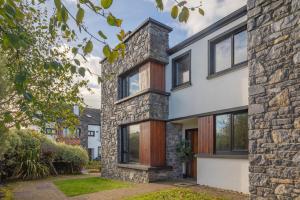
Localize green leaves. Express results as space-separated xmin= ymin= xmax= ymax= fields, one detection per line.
xmin=83 ymin=40 xmax=93 ymax=55
xmin=107 ymin=13 xmax=122 ymax=27
xmin=155 ymin=0 xmax=163 ymax=11
xmin=198 ymin=8 xmax=205 ymax=16
xmin=101 ymin=0 xmax=113 ymax=9
xmin=76 ymin=7 xmax=84 ymax=25
xmin=98 ymin=31 xmax=107 ymax=40
xmin=102 ymin=45 xmax=111 ymax=58
xmin=171 ymin=6 xmax=178 ymax=19
xmin=54 ymin=0 xmax=61 ymax=10
xmin=61 ymin=6 xmax=68 ymax=23
xmin=178 ymin=7 xmax=189 ymax=23
xmin=78 ymin=67 xmax=85 ymax=77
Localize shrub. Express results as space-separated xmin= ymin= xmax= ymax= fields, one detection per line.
xmin=0 ymin=129 xmax=88 ymax=181
xmin=55 ymin=143 xmax=89 ymax=173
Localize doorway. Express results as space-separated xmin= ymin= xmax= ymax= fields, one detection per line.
xmin=185 ymin=129 xmax=198 ymax=178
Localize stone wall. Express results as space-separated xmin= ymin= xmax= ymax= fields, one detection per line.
xmin=101 ymin=19 xmax=175 ymax=183
xmin=248 ymin=0 xmax=300 ymax=199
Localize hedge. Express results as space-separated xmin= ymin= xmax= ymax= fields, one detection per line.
xmin=0 ymin=129 xmax=88 ymax=182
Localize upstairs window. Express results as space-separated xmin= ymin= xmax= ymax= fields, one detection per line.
xmin=120 ymin=124 xmax=140 ymax=163
xmin=209 ymin=25 xmax=247 ymax=75
xmin=88 ymin=130 xmax=95 ymax=137
xmin=215 ymin=110 xmax=248 ymax=155
xmin=172 ymin=50 xmax=191 ymax=89
xmin=120 ymin=70 xmax=140 ymax=98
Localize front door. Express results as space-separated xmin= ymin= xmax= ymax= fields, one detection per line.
xmin=185 ymin=129 xmax=198 ymax=178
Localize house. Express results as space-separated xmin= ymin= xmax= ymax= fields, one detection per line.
xmin=43 ymin=107 xmax=101 ymax=160
xmin=101 ymin=2 xmax=299 ymax=199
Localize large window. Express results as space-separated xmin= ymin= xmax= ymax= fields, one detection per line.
xmin=120 ymin=70 xmax=140 ymax=98
xmin=209 ymin=25 xmax=247 ymax=75
xmin=172 ymin=50 xmax=191 ymax=89
xmin=215 ymin=111 xmax=248 ymax=154
xmin=121 ymin=124 xmax=140 ymax=163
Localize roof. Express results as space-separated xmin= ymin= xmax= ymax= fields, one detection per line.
xmin=80 ymin=107 xmax=101 ymax=125
xmin=100 ymin=17 xmax=172 ymax=64
xmin=168 ymin=6 xmax=247 ymax=55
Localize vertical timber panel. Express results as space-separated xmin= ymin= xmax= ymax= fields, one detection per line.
xmin=198 ymin=116 xmax=213 ymax=155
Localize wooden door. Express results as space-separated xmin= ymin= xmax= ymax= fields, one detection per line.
xmin=186 ymin=129 xmax=198 ymax=178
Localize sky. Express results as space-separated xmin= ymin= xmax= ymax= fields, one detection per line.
xmin=60 ymin=0 xmax=246 ymax=109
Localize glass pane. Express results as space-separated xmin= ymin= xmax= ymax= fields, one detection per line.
xmin=216 ymin=114 xmax=231 ymax=152
xmin=233 ymin=112 xmax=248 ymax=151
xmin=128 ymin=72 xmax=140 ymax=96
xmin=215 ymin=37 xmax=231 ymax=73
xmin=234 ymin=30 xmax=247 ymax=64
xmin=175 ymin=54 xmax=190 ymax=86
xmin=128 ymin=124 xmax=140 ymax=163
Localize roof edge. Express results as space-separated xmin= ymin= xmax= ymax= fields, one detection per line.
xmin=167 ymin=5 xmax=247 ymax=55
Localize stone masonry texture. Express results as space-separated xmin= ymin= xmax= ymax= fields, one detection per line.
xmin=248 ymin=0 xmax=300 ymax=199
xmin=101 ymin=20 xmax=182 ymax=183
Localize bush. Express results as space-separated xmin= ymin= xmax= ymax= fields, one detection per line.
xmin=0 ymin=129 xmax=88 ymax=181
xmin=85 ymin=160 xmax=101 ymax=173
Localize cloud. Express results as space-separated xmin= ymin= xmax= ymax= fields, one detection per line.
xmin=145 ymin=0 xmax=246 ymax=36
xmin=76 ymin=55 xmax=102 ymax=109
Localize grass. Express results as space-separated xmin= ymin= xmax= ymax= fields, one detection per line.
xmin=0 ymin=186 xmax=13 ymax=200
xmin=124 ymin=188 xmax=228 ymax=200
xmin=53 ymin=177 xmax=133 ymax=197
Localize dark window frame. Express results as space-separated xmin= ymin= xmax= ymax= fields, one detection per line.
xmin=172 ymin=50 xmax=192 ymax=90
xmin=213 ymin=110 xmax=248 ymax=155
xmin=120 ymin=124 xmax=140 ymax=164
xmin=119 ymin=69 xmax=140 ymax=99
xmin=88 ymin=130 xmax=95 ymax=137
xmin=208 ymin=23 xmax=247 ymax=78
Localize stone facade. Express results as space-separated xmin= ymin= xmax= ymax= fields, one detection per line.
xmin=248 ymin=0 xmax=300 ymax=199
xmin=101 ymin=19 xmax=181 ymax=183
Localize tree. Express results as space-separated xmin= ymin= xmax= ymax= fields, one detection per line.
xmin=0 ymin=0 xmax=205 ymax=132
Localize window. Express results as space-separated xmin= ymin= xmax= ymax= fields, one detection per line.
xmin=172 ymin=50 xmax=191 ymax=88
xmin=76 ymin=128 xmax=81 ymax=137
xmin=120 ymin=70 xmax=140 ymax=98
xmin=209 ymin=25 xmax=247 ymax=75
xmin=45 ymin=128 xmax=56 ymax=135
xmin=215 ymin=111 xmax=248 ymax=154
xmin=88 ymin=130 xmax=95 ymax=136
xmin=120 ymin=124 xmax=140 ymax=163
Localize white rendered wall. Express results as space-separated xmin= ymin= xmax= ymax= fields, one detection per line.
xmin=197 ymin=158 xmax=249 ymax=193
xmin=87 ymin=125 xmax=101 ymax=159
xmin=166 ymin=16 xmax=248 ymax=120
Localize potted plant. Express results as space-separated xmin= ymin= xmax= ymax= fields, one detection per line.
xmin=176 ymin=139 xmax=193 ymax=178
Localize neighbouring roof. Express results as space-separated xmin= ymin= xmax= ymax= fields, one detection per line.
xmin=80 ymin=107 xmax=101 ymax=125
xmin=167 ymin=5 xmax=247 ymax=55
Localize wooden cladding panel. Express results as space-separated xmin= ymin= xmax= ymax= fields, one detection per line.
xmin=150 ymin=62 xmax=165 ymax=91
xmin=138 ymin=61 xmax=165 ymax=92
xmin=139 ymin=122 xmax=151 ymax=165
xmin=139 ymin=63 xmax=150 ymax=91
xmin=150 ymin=121 xmax=166 ymax=166
xmin=139 ymin=121 xmax=166 ymax=167
xmin=198 ymin=116 xmax=214 ymax=155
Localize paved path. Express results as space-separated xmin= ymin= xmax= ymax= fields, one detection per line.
xmin=11 ymin=174 xmax=172 ymax=200
xmin=11 ymin=174 xmax=248 ymax=200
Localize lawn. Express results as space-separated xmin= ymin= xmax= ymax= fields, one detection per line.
xmin=124 ymin=188 xmax=228 ymax=200
xmin=53 ymin=177 xmax=133 ymax=197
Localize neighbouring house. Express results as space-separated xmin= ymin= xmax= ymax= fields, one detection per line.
xmin=42 ymin=107 xmax=101 ymax=160
xmin=101 ymin=2 xmax=299 ymax=199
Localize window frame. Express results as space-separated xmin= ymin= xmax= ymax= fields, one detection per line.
xmin=172 ymin=50 xmax=192 ymax=90
xmin=214 ymin=110 xmax=248 ymax=155
xmin=88 ymin=130 xmax=95 ymax=137
xmin=208 ymin=23 xmax=247 ymax=78
xmin=120 ymin=124 xmax=140 ymax=164
xmin=119 ymin=69 xmax=140 ymax=99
